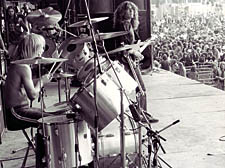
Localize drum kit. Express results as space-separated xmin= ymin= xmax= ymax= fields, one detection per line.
xmin=11 ymin=4 xmax=180 ymax=168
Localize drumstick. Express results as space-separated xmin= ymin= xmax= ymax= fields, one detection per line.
xmin=50 ymin=61 xmax=64 ymax=76
xmin=49 ymin=62 xmax=56 ymax=75
xmin=48 ymin=50 xmax=63 ymax=76
xmin=58 ymin=27 xmax=77 ymax=38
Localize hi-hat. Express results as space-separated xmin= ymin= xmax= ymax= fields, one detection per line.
xmin=27 ymin=7 xmax=62 ymax=26
xmin=11 ymin=57 xmax=68 ymax=65
xmin=68 ymin=17 xmax=109 ymax=27
xmin=53 ymin=72 xmax=76 ymax=78
xmin=68 ymin=31 xmax=128 ymax=44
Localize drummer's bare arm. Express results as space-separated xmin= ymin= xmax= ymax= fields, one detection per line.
xmin=22 ymin=66 xmax=51 ymax=100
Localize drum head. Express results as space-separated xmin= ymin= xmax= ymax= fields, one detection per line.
xmin=59 ymin=37 xmax=93 ymax=71
xmin=44 ymin=101 xmax=72 ymax=115
xmin=38 ymin=115 xmax=73 ymax=124
xmin=42 ymin=38 xmax=57 ymax=58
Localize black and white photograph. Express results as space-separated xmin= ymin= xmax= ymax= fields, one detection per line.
xmin=0 ymin=0 xmax=225 ymax=168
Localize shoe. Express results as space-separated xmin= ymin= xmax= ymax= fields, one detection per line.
xmin=141 ymin=112 xmax=159 ymax=123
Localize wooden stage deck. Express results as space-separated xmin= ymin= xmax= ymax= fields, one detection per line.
xmin=0 ymin=69 xmax=225 ymax=168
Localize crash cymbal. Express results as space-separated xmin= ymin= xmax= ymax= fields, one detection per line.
xmin=11 ymin=57 xmax=68 ymax=65
xmin=68 ymin=31 xmax=128 ymax=44
xmin=102 ymin=38 xmax=155 ymax=56
xmin=100 ymin=43 xmax=143 ymax=56
xmin=27 ymin=7 xmax=62 ymax=26
xmin=68 ymin=17 xmax=109 ymax=28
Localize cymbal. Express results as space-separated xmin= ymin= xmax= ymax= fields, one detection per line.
xmin=53 ymin=72 xmax=76 ymax=78
xmin=100 ymin=43 xmax=143 ymax=56
xmin=69 ymin=31 xmax=128 ymax=44
xmin=11 ymin=57 xmax=68 ymax=65
xmin=27 ymin=7 xmax=62 ymax=26
xmin=68 ymin=17 xmax=109 ymax=28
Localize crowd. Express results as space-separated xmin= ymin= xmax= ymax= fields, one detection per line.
xmin=151 ymin=12 xmax=225 ymax=90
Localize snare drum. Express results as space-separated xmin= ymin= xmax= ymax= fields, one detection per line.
xmin=39 ymin=115 xmax=93 ymax=168
xmin=70 ymin=73 xmax=129 ymax=131
xmin=44 ymin=101 xmax=72 ymax=115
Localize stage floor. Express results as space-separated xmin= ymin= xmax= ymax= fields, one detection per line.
xmin=0 ymin=69 xmax=225 ymax=168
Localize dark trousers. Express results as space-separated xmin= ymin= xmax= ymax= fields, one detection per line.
xmin=125 ymin=61 xmax=147 ymax=111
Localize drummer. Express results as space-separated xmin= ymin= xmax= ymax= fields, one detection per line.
xmin=3 ymin=33 xmax=52 ymax=129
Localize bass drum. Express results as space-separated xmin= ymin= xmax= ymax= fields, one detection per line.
xmin=59 ymin=37 xmax=94 ymax=73
xmin=39 ymin=115 xmax=93 ymax=168
xmin=98 ymin=116 xmax=148 ymax=167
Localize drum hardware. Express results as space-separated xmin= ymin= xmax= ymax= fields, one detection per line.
xmin=53 ymin=72 xmax=75 ymax=102
xmin=68 ymin=17 xmax=109 ymax=28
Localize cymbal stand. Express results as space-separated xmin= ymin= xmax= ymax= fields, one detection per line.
xmin=63 ymin=0 xmax=73 ymax=39
xmin=83 ymin=0 xmax=103 ymax=167
xmin=37 ymin=63 xmax=51 ymax=167
xmin=101 ymin=40 xmax=137 ymax=168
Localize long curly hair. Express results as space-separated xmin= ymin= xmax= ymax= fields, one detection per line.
xmin=113 ymin=1 xmax=139 ymax=30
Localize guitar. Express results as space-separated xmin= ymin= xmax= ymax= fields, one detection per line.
xmin=128 ymin=37 xmax=155 ymax=68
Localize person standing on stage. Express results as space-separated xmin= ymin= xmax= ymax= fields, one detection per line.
xmin=6 ymin=6 xmax=29 ymax=61
xmin=3 ymin=33 xmax=52 ymax=129
xmin=113 ymin=1 xmax=158 ymax=123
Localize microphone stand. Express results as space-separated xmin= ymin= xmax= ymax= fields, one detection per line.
xmin=63 ymin=0 xmax=72 ymax=39
xmin=83 ymin=0 xmax=103 ymax=167
xmin=143 ymin=120 xmax=180 ymax=168
xmin=100 ymin=40 xmax=137 ymax=168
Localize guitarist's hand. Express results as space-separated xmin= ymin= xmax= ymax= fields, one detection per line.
xmin=128 ymin=49 xmax=144 ymax=61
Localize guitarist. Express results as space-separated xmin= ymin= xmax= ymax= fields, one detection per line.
xmin=112 ymin=1 xmax=158 ymax=123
